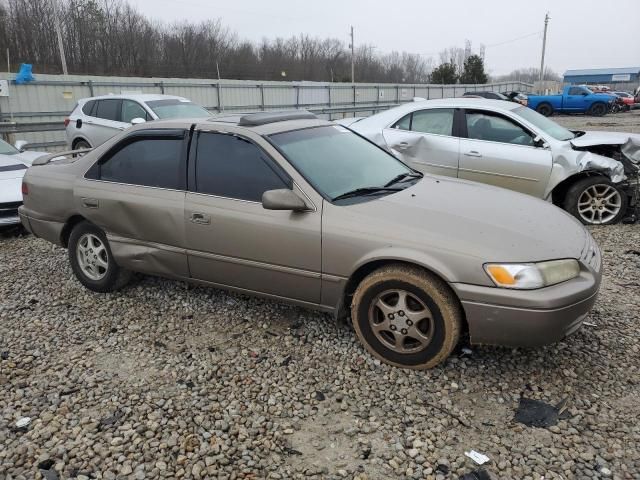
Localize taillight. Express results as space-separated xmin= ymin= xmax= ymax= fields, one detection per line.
xmin=21 ymin=182 xmax=28 ymax=195
xmin=64 ymin=118 xmax=70 ymax=127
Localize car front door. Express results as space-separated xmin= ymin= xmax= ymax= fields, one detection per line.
xmin=88 ymin=99 xmax=129 ymax=146
xmin=564 ymin=87 xmax=589 ymax=112
xmin=458 ymin=109 xmax=552 ymax=198
xmin=382 ymin=108 xmax=459 ymax=178
xmin=75 ymin=129 xmax=189 ymax=277
xmin=184 ymin=129 xmax=322 ymax=305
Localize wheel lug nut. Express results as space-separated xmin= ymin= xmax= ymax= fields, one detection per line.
xmin=398 ymin=311 xmax=405 ymax=316
xmin=388 ymin=314 xmax=394 ymax=320
xmin=401 ymin=329 xmax=408 ymax=335
xmin=406 ymin=319 xmax=413 ymax=326
xmin=390 ymin=325 xmax=396 ymax=331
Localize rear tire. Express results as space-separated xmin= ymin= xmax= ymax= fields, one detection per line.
xmin=564 ymin=176 xmax=627 ymax=225
xmin=536 ymin=103 xmax=553 ymax=116
xmin=68 ymin=221 xmax=131 ymax=292
xmin=73 ymin=139 xmax=91 ymax=150
xmin=588 ymin=102 xmax=607 ymax=116
xmin=351 ymin=264 xmax=462 ymax=369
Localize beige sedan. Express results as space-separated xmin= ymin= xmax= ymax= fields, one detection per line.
xmin=20 ymin=112 xmax=601 ymax=369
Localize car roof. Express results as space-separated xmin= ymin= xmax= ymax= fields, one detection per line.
xmin=79 ymin=94 xmax=190 ymax=103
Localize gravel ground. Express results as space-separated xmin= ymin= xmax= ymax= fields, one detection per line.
xmin=2 ymin=112 xmax=640 ymax=480
xmin=553 ymin=109 xmax=640 ymax=134
xmin=1 ymin=227 xmax=639 ymax=480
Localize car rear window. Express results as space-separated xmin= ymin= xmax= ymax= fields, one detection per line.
xmin=82 ymin=100 xmax=96 ymax=116
xmin=146 ymin=99 xmax=210 ymax=119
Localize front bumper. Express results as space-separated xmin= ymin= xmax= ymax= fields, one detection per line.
xmin=452 ymin=255 xmax=602 ymax=347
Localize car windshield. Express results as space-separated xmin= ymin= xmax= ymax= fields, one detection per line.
xmin=270 ymin=125 xmax=417 ymax=202
xmin=514 ymin=106 xmax=576 ymax=141
xmin=0 ymin=139 xmax=19 ymax=155
xmin=146 ymin=99 xmax=210 ymax=119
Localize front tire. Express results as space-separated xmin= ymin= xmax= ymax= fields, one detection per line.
xmin=564 ymin=177 xmax=627 ymax=225
xmin=68 ymin=221 xmax=131 ymax=292
xmin=351 ymin=265 xmax=462 ymax=369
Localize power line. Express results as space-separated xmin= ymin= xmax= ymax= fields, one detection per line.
xmin=484 ymin=30 xmax=542 ymax=49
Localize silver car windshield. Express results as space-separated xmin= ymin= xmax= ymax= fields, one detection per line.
xmin=270 ymin=125 xmax=416 ymax=201
xmin=146 ymin=100 xmax=210 ymax=119
xmin=0 ymin=139 xmax=19 ymax=155
xmin=514 ymin=106 xmax=576 ymax=141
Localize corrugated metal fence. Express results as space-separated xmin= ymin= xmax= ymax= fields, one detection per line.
xmin=0 ymin=73 xmax=533 ymax=151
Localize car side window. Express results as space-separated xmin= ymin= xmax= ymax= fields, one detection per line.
xmin=121 ymin=100 xmax=149 ymax=123
xmin=392 ymin=113 xmax=412 ymax=130
xmin=465 ymin=111 xmax=535 ymax=147
xmin=568 ymin=87 xmax=584 ymax=95
xmin=95 ymin=99 xmax=121 ymax=122
xmin=410 ymin=109 xmax=454 ymax=136
xmin=195 ymin=132 xmax=290 ymax=202
xmin=82 ymin=100 xmax=96 ymax=116
xmin=98 ymin=136 xmax=184 ymax=189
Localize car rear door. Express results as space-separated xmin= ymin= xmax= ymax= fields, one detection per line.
xmin=458 ymin=109 xmax=552 ymax=198
xmin=382 ymin=108 xmax=459 ymax=177
xmin=184 ymin=128 xmax=322 ymax=304
xmin=75 ymin=129 xmax=189 ymax=276
xmin=87 ymin=99 xmax=129 ymax=146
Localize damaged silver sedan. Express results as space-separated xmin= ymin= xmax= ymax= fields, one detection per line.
xmin=345 ymin=99 xmax=640 ymax=225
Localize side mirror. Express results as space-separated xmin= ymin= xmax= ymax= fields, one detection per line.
xmin=262 ymin=189 xmax=308 ymax=211
xmin=131 ymin=117 xmax=146 ymax=125
xmin=14 ymin=140 xmax=29 ymax=152
xmin=533 ymin=136 xmax=549 ymax=149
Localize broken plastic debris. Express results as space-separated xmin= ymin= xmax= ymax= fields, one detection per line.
xmin=15 ymin=417 xmax=31 ymax=428
xmin=583 ymin=321 xmax=597 ymax=327
xmin=459 ymin=469 xmax=493 ymax=480
xmin=465 ymin=450 xmax=490 ymax=465
xmin=461 ymin=347 xmax=473 ymax=355
xmin=514 ymin=397 xmax=569 ymax=428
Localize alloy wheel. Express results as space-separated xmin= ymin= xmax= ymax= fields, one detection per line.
xmin=368 ymin=289 xmax=434 ymax=354
xmin=577 ymin=184 xmax=622 ymax=225
xmin=76 ymin=233 xmax=109 ymax=280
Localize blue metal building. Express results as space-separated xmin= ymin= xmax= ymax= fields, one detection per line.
xmin=563 ymin=67 xmax=640 ymax=85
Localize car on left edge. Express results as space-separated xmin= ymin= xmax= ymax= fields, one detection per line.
xmin=0 ymin=139 xmax=47 ymax=228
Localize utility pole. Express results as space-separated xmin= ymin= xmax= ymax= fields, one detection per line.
xmin=539 ymin=12 xmax=550 ymax=88
xmin=52 ymin=1 xmax=68 ymax=75
xmin=349 ymin=26 xmax=355 ymax=83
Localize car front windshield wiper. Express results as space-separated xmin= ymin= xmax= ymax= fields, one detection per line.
xmin=384 ymin=171 xmax=423 ymax=187
xmin=332 ymin=186 xmax=403 ymax=202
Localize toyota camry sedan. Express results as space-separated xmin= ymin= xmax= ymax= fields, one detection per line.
xmin=20 ymin=112 xmax=601 ymax=369
xmin=343 ymin=98 xmax=639 ymax=225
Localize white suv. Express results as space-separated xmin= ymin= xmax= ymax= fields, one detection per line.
xmin=65 ymin=94 xmax=211 ymax=149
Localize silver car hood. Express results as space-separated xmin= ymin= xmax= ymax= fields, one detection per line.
xmin=348 ymin=175 xmax=587 ymax=264
xmin=570 ymin=130 xmax=640 ymax=148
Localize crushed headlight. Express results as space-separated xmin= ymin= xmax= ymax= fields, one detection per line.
xmin=484 ymin=259 xmax=580 ymax=289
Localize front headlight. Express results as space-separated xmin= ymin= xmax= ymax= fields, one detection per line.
xmin=484 ymin=259 xmax=580 ymax=289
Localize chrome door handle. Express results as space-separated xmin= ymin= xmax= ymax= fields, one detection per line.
xmin=81 ymin=197 xmax=99 ymax=208
xmin=464 ymin=151 xmax=482 ymax=157
xmin=398 ymin=141 xmax=409 ymax=147
xmin=190 ymin=212 xmax=210 ymax=225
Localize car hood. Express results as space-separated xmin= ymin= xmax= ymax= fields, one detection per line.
xmin=570 ymin=130 xmax=640 ymax=148
xmin=347 ymin=176 xmax=587 ymax=264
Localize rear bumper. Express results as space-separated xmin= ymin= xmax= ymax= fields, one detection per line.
xmin=18 ymin=208 xmax=65 ymax=245
xmin=0 ymin=202 xmax=22 ymax=227
xmin=452 ymin=267 xmax=601 ymax=347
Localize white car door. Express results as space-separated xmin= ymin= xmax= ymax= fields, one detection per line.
xmin=88 ymin=99 xmax=128 ymax=146
xmin=458 ymin=109 xmax=552 ymax=198
xmin=382 ymin=108 xmax=459 ymax=178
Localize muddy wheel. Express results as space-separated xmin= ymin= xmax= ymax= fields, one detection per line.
xmin=68 ymin=221 xmax=131 ymax=292
xmin=588 ymin=102 xmax=607 ymax=116
xmin=351 ymin=264 xmax=462 ymax=369
xmin=536 ymin=103 xmax=553 ymax=117
xmin=564 ymin=177 xmax=627 ymax=226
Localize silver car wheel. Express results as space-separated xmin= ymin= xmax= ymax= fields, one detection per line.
xmin=368 ymin=289 xmax=433 ymax=354
xmin=577 ymin=184 xmax=622 ymax=225
xmin=76 ymin=233 xmax=108 ymax=281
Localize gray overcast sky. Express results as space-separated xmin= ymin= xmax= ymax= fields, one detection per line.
xmin=130 ymin=0 xmax=639 ymax=76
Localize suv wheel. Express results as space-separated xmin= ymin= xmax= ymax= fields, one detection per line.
xmin=74 ymin=139 xmax=91 ymax=150
xmin=536 ymin=103 xmax=553 ymax=116
xmin=588 ymin=102 xmax=607 ymax=116
xmin=68 ymin=221 xmax=131 ymax=292
xmin=564 ymin=177 xmax=627 ymax=225
xmin=351 ymin=265 xmax=461 ymax=369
